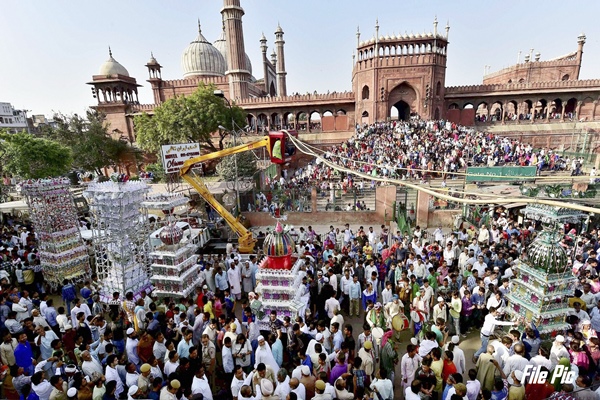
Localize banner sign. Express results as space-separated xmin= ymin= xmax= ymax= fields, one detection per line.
xmin=465 ymin=166 xmax=537 ymax=182
xmin=161 ymin=143 xmax=201 ymax=174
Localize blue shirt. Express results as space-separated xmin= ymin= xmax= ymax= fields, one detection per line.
xmin=177 ymin=339 xmax=193 ymax=359
xmin=215 ymin=272 xmax=229 ymax=291
xmin=62 ymin=284 xmax=76 ymax=302
xmin=332 ymin=331 xmax=343 ymax=352
xmin=301 ymin=355 xmax=313 ymax=371
xmin=271 ymin=339 xmax=283 ymax=367
xmin=80 ymin=287 xmax=92 ymax=302
xmin=14 ymin=342 xmax=33 ymax=369
xmin=44 ymin=307 xmax=58 ymax=327
xmin=349 ymin=281 xmax=361 ymax=300
xmin=472 ymin=292 xmax=485 ymax=307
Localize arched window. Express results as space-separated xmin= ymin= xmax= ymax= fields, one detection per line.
xmin=436 ymin=81 xmax=441 ymax=96
xmin=362 ymin=85 xmax=370 ymax=100
xmin=562 ymin=74 xmax=570 ymax=81
xmin=518 ymin=78 xmax=525 ymax=83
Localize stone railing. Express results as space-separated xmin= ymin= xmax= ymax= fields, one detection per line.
xmin=446 ymin=79 xmax=600 ymax=95
xmin=483 ymin=56 xmax=578 ymax=80
xmin=130 ymin=104 xmax=157 ymax=113
xmin=237 ymin=91 xmax=355 ymax=105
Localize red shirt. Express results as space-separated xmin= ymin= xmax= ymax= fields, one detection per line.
xmin=442 ymin=359 xmax=457 ymax=382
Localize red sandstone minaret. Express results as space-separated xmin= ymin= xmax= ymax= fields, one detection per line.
xmin=274 ymin=23 xmax=287 ymax=97
xmin=221 ymin=0 xmax=251 ymax=101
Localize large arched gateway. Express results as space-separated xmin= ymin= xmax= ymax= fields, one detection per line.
xmin=388 ymin=82 xmax=418 ymax=120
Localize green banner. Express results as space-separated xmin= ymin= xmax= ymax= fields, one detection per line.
xmin=466 ymin=166 xmax=537 ymax=182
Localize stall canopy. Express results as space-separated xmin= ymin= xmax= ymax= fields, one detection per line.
xmin=0 ymin=200 xmax=29 ymax=215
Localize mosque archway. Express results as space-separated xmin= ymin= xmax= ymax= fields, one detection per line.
xmin=390 ymin=101 xmax=411 ymax=121
xmin=388 ymin=82 xmax=417 ymax=120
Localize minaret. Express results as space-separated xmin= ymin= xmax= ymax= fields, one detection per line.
xmin=221 ymin=0 xmax=250 ymax=101
xmin=271 ymin=50 xmax=277 ymax=67
xmin=445 ymin=20 xmax=450 ymax=39
xmin=374 ymin=18 xmax=380 ymax=56
xmin=575 ymin=33 xmax=586 ymax=79
xmin=274 ymin=23 xmax=287 ymax=97
xmin=145 ymin=52 xmax=164 ymax=104
xmin=433 ymin=16 xmax=438 ymax=36
xmin=260 ymin=33 xmax=269 ymax=93
xmin=356 ymin=26 xmax=361 ymax=48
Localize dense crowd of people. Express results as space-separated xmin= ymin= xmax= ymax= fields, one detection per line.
xmin=0 ymin=118 xmax=596 ymax=400
xmin=0 ymin=201 xmax=599 ymax=400
xmin=251 ymin=119 xmax=584 ymax=215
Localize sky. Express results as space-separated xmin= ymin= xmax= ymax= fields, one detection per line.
xmin=1 ymin=0 xmax=600 ymax=117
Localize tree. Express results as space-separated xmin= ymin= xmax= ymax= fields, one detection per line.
xmin=0 ymin=131 xmax=73 ymax=179
xmin=45 ymin=110 xmax=136 ymax=175
xmin=215 ymin=145 xmax=257 ymax=181
xmin=134 ymin=82 xmax=247 ymax=155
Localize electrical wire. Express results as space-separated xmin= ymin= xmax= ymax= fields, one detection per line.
xmin=290 ymin=134 xmax=594 ymax=201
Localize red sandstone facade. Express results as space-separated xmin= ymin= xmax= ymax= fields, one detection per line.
xmin=87 ymin=2 xmax=600 ymax=169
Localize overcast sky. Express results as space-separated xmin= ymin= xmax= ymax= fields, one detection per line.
xmin=1 ymin=0 xmax=599 ymax=117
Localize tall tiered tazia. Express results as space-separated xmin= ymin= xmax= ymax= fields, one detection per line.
xmin=142 ymin=194 xmax=203 ymax=298
xmin=21 ymin=178 xmax=90 ymax=287
xmin=254 ymin=221 xmax=307 ymax=329
xmin=504 ymin=205 xmax=582 ymax=335
xmin=83 ymin=181 xmax=152 ymax=301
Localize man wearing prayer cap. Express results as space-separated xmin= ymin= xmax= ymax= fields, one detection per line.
xmin=66 ymin=388 xmax=77 ymax=400
xmin=255 ymin=336 xmax=278 ymax=369
xmin=300 ymin=365 xmax=316 ymax=399
xmin=128 ymin=385 xmax=140 ymax=400
xmin=160 ymin=380 xmax=179 ymax=400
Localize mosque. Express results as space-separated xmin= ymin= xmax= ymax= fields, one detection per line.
xmin=88 ymin=0 xmax=600 ymax=172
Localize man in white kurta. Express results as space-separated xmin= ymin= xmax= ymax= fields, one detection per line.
xmin=254 ymin=336 xmax=278 ymax=369
xmin=227 ymin=262 xmax=242 ymax=300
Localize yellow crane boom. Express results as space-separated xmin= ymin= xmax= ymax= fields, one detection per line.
xmin=179 ymin=137 xmax=270 ymax=253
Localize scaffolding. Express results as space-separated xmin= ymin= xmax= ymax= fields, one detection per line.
xmin=21 ymin=178 xmax=90 ymax=287
xmin=83 ymin=181 xmax=152 ymax=301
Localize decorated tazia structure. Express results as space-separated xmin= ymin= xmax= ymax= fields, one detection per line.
xmin=143 ymin=193 xmax=203 ymax=298
xmin=21 ymin=178 xmax=90 ymax=286
xmin=504 ymin=204 xmax=584 ymax=334
xmin=83 ymin=181 xmax=152 ymax=301
xmin=254 ymin=222 xmax=307 ymax=329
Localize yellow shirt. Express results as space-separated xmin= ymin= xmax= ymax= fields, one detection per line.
xmin=431 ymin=359 xmax=443 ymax=392
xmin=203 ymin=302 xmax=215 ymax=320
xmin=363 ymin=245 xmax=373 ymax=260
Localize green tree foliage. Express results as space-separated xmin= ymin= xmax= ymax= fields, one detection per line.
xmin=0 ymin=131 xmax=73 ymax=179
xmin=134 ymin=83 xmax=247 ymax=155
xmin=215 ymin=144 xmax=257 ymax=181
xmin=46 ymin=110 xmax=135 ymax=175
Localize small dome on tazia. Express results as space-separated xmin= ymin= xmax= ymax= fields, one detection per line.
xmin=99 ymin=48 xmax=129 ymax=77
xmin=213 ymin=28 xmax=253 ymax=76
xmin=526 ymin=229 xmax=569 ymax=273
xmin=181 ymin=22 xmax=227 ymax=78
xmin=263 ymin=221 xmax=295 ymax=258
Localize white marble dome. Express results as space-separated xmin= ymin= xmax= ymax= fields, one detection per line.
xmin=181 ymin=25 xmax=227 ymax=78
xmin=99 ymin=49 xmax=129 ymax=77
